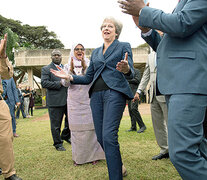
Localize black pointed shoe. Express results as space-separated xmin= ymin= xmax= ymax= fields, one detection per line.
xmin=152 ymin=152 xmax=169 ymax=160
xmin=56 ymin=146 xmax=66 ymax=151
xmin=137 ymin=126 xmax=146 ymax=133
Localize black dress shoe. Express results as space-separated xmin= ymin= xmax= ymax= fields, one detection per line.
xmin=126 ymin=128 xmax=136 ymax=132
xmin=137 ymin=126 xmax=146 ymax=133
xmin=0 ymin=168 xmax=2 ymax=175
xmin=62 ymin=138 xmax=71 ymax=144
xmin=56 ymin=146 xmax=66 ymax=151
xmin=152 ymin=152 xmax=169 ymax=160
xmin=5 ymin=174 xmax=22 ymax=180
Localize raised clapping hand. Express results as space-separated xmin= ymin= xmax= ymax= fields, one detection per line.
xmin=116 ymin=52 xmax=130 ymax=74
xmin=70 ymin=57 xmax=74 ymax=73
xmin=81 ymin=57 xmax=87 ymax=70
xmin=132 ymin=2 xmax=150 ymax=33
xmin=118 ymin=0 xmax=146 ymax=16
xmin=0 ymin=34 xmax=7 ymax=58
xmin=50 ymin=66 xmax=73 ymax=81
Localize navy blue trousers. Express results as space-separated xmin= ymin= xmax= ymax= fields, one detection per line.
xmin=90 ymin=89 xmax=126 ymax=180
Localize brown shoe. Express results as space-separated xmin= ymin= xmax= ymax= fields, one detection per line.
xmin=13 ymin=133 xmax=19 ymax=138
xmin=122 ymin=165 xmax=127 ymax=177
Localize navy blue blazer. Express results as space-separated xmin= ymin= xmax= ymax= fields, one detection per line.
xmin=72 ymin=39 xmax=134 ymax=99
xmin=139 ymin=0 xmax=207 ymax=95
xmin=41 ymin=63 xmax=67 ymax=107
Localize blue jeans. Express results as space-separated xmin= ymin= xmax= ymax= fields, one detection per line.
xmin=16 ymin=102 xmax=26 ymax=119
xmin=6 ymin=103 xmax=16 ymax=134
xmin=166 ymin=94 xmax=207 ymax=180
xmin=90 ymin=89 xmax=126 ymax=180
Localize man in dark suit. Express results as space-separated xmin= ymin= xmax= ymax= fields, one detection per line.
xmin=2 ymin=77 xmax=20 ymax=137
xmin=41 ymin=49 xmax=71 ymax=151
xmin=118 ymin=0 xmax=207 ymax=179
xmin=127 ymin=68 xmax=146 ymax=133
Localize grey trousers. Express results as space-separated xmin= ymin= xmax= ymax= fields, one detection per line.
xmin=151 ymin=96 xmax=168 ymax=154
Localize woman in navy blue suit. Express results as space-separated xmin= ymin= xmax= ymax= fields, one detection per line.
xmin=51 ymin=17 xmax=134 ymax=180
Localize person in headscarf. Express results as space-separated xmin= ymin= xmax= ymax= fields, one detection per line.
xmin=61 ymin=43 xmax=105 ymax=166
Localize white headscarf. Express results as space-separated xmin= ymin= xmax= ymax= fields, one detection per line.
xmin=67 ymin=43 xmax=89 ymax=75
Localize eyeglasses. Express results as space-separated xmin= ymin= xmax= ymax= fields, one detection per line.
xmin=52 ymin=54 xmax=61 ymax=57
xmin=74 ymin=48 xmax=85 ymax=51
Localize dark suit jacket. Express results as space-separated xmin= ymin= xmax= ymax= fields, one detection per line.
xmin=41 ymin=63 xmax=67 ymax=107
xmin=2 ymin=77 xmax=19 ymax=106
xmin=128 ymin=68 xmax=141 ymax=96
xmin=140 ymin=0 xmax=207 ymax=95
xmin=72 ymin=39 xmax=134 ymax=99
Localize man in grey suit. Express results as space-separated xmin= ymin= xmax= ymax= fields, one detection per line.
xmin=41 ymin=49 xmax=71 ymax=151
xmin=134 ymin=50 xmax=168 ymax=160
xmin=118 ymin=0 xmax=207 ymax=179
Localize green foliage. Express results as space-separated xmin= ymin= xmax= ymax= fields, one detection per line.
xmin=2 ymin=27 xmax=19 ymax=64
xmin=34 ymin=94 xmax=42 ymax=105
xmin=0 ymin=14 xmax=64 ymax=50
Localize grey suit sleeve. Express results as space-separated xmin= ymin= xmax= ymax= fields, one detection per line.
xmin=139 ymin=2 xmax=207 ymax=38
xmin=41 ymin=67 xmax=61 ymax=90
xmin=137 ymin=60 xmax=150 ymax=93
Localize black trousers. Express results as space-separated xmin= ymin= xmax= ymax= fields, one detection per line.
xmin=128 ymin=99 xmax=145 ymax=130
xmin=28 ymin=107 xmax=33 ymax=116
xmin=48 ymin=105 xmax=70 ymax=148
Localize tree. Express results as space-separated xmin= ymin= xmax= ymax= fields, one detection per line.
xmin=2 ymin=27 xmax=19 ymax=64
xmin=0 ymin=14 xmax=64 ymax=49
xmin=0 ymin=14 xmax=64 ymax=84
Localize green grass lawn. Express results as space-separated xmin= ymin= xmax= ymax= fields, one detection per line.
xmin=3 ymin=108 xmax=181 ymax=180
